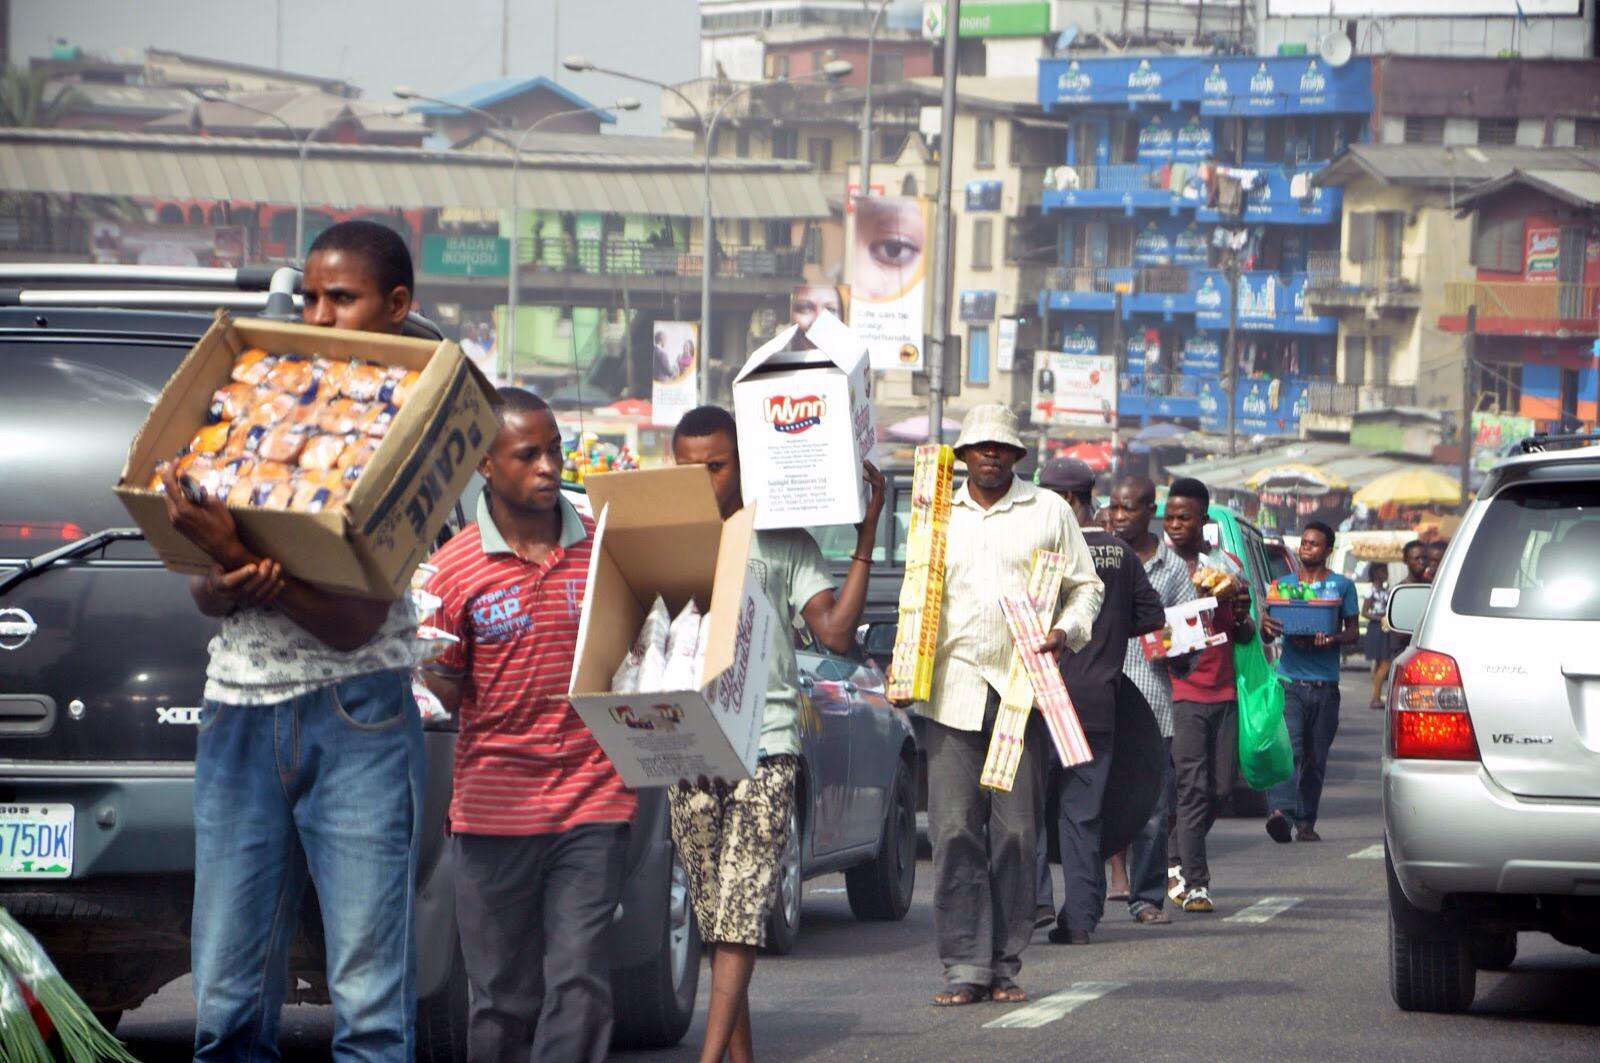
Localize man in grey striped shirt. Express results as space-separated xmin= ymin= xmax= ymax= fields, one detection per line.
xmin=1106 ymin=474 xmax=1196 ymax=925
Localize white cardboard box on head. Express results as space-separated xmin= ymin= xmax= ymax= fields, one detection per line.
xmin=732 ymin=308 xmax=876 ymax=531
xmin=567 ymin=465 xmax=777 ymax=788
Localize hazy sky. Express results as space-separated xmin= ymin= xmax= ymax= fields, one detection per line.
xmin=12 ymin=0 xmax=702 ymax=135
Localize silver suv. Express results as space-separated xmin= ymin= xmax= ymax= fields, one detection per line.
xmin=1383 ymin=436 xmax=1600 ymax=1013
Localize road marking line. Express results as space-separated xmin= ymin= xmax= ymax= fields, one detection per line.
xmin=982 ymin=981 xmax=1126 ymax=1030
xmin=1224 ymin=896 xmax=1304 ymax=924
xmin=1348 ymin=844 xmax=1384 ymax=860
xmin=812 ymin=887 xmax=846 ymax=895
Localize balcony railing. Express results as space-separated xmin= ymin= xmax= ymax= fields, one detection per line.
xmin=1120 ymin=372 xmax=1207 ymax=398
xmin=1045 ymin=266 xmax=1130 ymax=293
xmin=1306 ymin=250 xmax=1341 ymax=288
xmin=1136 ymin=266 xmax=1191 ymax=294
xmin=1304 ymin=380 xmax=1419 ymax=416
xmin=515 ymin=237 xmax=804 ymax=281
xmin=1306 ymin=250 xmax=1413 ymax=292
xmin=1443 ymin=281 xmax=1600 ymax=329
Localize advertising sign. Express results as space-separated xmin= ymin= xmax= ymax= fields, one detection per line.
xmin=1034 ymin=351 xmax=1118 ymax=428
xmin=650 ymin=321 xmax=699 ymax=427
xmin=923 ymin=1 xmax=1051 ymax=38
xmin=1267 ymin=1 xmax=1578 ymax=13
xmin=1136 ymin=114 xmax=1176 ymax=161
xmin=1472 ymin=412 xmax=1536 ymax=473
xmin=997 ymin=317 xmax=1019 ymax=372
xmin=1174 ymin=222 xmax=1209 ymax=266
xmin=791 ymin=285 xmax=850 ymax=334
xmin=90 ymin=222 xmax=245 ymax=268
xmin=420 ymin=234 xmax=510 ymax=277
xmin=1181 ymin=332 xmax=1223 ymax=375
xmin=965 ymin=180 xmax=1003 ymax=212
xmin=1175 ymin=115 xmax=1215 ymax=161
xmin=1134 ymin=221 xmax=1175 ymax=266
xmin=1198 ymin=376 xmax=1308 ymax=437
xmin=959 ymin=290 xmax=997 ymax=322
xmin=849 ymin=195 xmax=931 ymax=371
xmin=1058 ymin=323 xmax=1099 ymax=356
xmin=1526 ymin=227 xmax=1561 ymax=281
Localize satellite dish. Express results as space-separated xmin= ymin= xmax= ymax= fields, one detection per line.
xmin=1319 ymin=31 xmax=1353 ymax=68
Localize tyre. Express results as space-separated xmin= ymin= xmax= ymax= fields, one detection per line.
xmin=761 ymin=803 xmax=803 ymax=956
xmin=1388 ymin=910 xmax=1476 ymax=1013
xmin=415 ymin=948 xmax=468 ymax=1063
xmin=1471 ymin=931 xmax=1517 ymax=972
xmin=846 ymin=758 xmax=917 ymax=922
xmin=612 ymin=855 xmax=702 ymax=1050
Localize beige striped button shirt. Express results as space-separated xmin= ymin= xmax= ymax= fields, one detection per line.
xmin=914 ymin=476 xmax=1105 ymax=732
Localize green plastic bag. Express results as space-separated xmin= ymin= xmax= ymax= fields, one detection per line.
xmin=1233 ymin=635 xmax=1292 ymax=790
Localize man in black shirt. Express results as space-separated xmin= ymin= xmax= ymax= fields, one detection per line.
xmin=1033 ymin=459 xmax=1165 ymax=944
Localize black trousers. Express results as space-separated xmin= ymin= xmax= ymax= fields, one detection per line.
xmin=453 ymin=823 xmax=629 ymax=1063
xmin=1172 ymin=699 xmax=1237 ymax=891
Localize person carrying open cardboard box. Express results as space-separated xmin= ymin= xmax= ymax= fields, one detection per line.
xmin=668 ymin=405 xmax=883 ymax=1063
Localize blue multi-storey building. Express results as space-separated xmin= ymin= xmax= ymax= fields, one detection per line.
xmin=1034 ymin=53 xmax=1372 ymax=436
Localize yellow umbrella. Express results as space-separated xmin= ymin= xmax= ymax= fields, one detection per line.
xmin=1353 ymin=467 xmax=1464 ymax=508
xmin=1244 ymin=462 xmax=1348 ymax=492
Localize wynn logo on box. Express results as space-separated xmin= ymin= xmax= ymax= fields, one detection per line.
xmin=764 ymin=394 xmax=826 ymax=434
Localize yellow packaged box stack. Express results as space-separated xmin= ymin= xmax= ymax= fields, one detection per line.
xmin=885 ymin=443 xmax=954 ymax=702
xmin=981 ymin=549 xmax=1069 ymax=792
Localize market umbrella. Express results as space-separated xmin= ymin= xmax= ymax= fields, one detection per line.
xmin=1131 ymin=421 xmax=1189 ymax=444
xmin=607 ymin=397 xmax=652 ymax=417
xmin=1244 ymin=462 xmax=1348 ymax=493
xmin=1057 ymin=440 xmax=1113 ymax=472
xmin=883 ymin=413 xmax=963 ymax=443
xmin=1353 ymin=467 xmax=1464 ymax=508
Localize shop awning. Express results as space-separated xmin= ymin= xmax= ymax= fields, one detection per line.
xmin=0 ymin=128 xmax=831 ymax=220
xmin=1168 ymin=443 xmax=1455 ymax=496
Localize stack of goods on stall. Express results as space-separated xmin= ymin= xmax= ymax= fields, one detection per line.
xmin=563 ymin=431 xmax=640 ymax=484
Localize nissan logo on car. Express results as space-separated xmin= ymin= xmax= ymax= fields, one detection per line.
xmin=0 ymin=607 xmax=38 ymax=651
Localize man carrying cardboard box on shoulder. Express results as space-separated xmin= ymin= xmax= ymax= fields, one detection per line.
xmin=421 ymin=388 xmax=634 ymax=1063
xmin=670 ymin=405 xmax=883 ymax=1063
xmin=159 ymin=221 xmax=431 ymax=1061
xmin=894 ymin=404 xmax=1103 ymax=1008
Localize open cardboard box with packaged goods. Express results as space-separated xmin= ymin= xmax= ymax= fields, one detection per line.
xmin=731 ymin=308 xmax=875 ymax=531
xmin=113 ymin=311 xmax=498 ymax=599
xmin=567 ymin=465 xmax=776 ymax=788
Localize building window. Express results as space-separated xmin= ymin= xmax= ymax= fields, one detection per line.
xmin=901 ymin=173 xmax=918 ymax=196
xmin=1577 ymin=119 xmax=1600 ymax=147
xmin=975 ymin=117 xmax=995 ymax=169
xmin=968 ymin=326 xmax=990 ymax=386
xmin=807 ymin=138 xmax=833 ymax=172
xmin=803 ymin=223 xmax=821 ymax=264
xmin=871 ymin=52 xmax=904 ymax=85
xmin=765 ymin=53 xmax=790 ymax=80
xmin=877 ymin=129 xmax=905 ymax=162
xmin=738 ymin=219 xmax=751 ymax=246
xmin=1477 ymin=118 xmax=1519 ymax=146
xmin=765 ymin=221 xmax=792 ymax=247
xmin=971 ymin=218 xmax=993 ymax=270
xmin=1472 ymin=214 xmax=1525 ymax=273
xmin=1402 ymin=116 xmax=1445 ymax=144
xmin=1369 ymin=335 xmax=1392 ymax=386
xmin=735 ymin=129 xmax=750 ymax=157
xmin=1478 ymin=361 xmax=1521 ymax=414
xmin=772 ymin=128 xmax=799 ymax=159
xmin=1343 ymin=335 xmax=1367 ymax=387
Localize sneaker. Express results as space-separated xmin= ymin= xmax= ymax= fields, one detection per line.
xmin=1034 ymin=905 xmax=1056 ymax=929
xmin=1265 ymin=811 xmax=1293 ymax=845
xmin=1167 ymin=864 xmax=1187 ymax=903
xmin=1181 ymin=887 xmax=1214 ymax=913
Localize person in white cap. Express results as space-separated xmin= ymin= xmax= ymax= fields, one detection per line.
xmin=896 ymin=404 xmax=1103 ymax=1007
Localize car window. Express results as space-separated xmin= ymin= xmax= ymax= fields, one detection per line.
xmin=0 ymin=339 xmax=188 ymax=561
xmin=807 ymin=486 xmax=898 ymax=563
xmin=1451 ymin=481 xmax=1600 ymax=621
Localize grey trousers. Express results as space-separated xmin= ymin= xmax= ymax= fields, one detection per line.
xmin=1172 ymin=699 xmax=1238 ymax=891
xmin=454 ymin=824 xmax=629 ymax=1063
xmin=926 ymin=689 xmax=1043 ymax=987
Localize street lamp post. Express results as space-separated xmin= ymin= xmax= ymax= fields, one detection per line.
xmin=197 ymin=91 xmax=405 ymax=259
xmin=858 ymin=0 xmax=894 ymax=203
xmin=565 ymin=55 xmax=851 ymax=404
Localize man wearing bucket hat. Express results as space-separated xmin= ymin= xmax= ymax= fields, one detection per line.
xmin=907 ymin=405 xmax=1103 ymax=1007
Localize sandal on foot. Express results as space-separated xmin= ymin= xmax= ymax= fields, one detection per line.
xmin=990 ymin=979 xmax=1028 ymax=1004
xmin=1106 ymin=888 xmax=1131 ymax=902
xmin=932 ymin=983 xmax=989 ymax=1007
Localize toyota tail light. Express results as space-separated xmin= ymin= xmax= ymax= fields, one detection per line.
xmin=1389 ymin=648 xmax=1479 ymax=761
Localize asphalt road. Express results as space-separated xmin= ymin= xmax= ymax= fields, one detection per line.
xmin=120 ymin=671 xmax=1600 ymax=1061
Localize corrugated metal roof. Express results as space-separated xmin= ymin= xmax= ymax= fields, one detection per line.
xmin=406 ymin=76 xmax=611 ymax=122
xmin=1456 ymin=167 xmax=1600 ymax=210
xmin=1167 ymin=442 xmax=1453 ymax=493
xmin=1317 ymin=144 xmax=1600 ymax=189
xmin=0 ymin=128 xmax=830 ymax=220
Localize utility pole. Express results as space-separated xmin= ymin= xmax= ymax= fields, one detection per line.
xmin=1459 ymin=304 xmax=1476 ymax=514
xmin=1226 ymin=250 xmax=1240 ymax=457
xmin=858 ymin=0 xmax=893 ymax=204
xmin=1111 ymin=290 xmax=1125 ymax=472
xmin=928 ymin=0 xmax=961 ymax=444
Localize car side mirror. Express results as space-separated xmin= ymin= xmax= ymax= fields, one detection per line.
xmin=862 ymin=622 xmax=898 ymax=659
xmin=1386 ymin=583 xmax=1431 ymax=636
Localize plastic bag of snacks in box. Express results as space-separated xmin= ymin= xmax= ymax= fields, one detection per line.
xmin=408 ymin=562 xmax=458 ymax=723
xmin=562 ymin=431 xmax=640 ymax=484
xmin=149 ymin=346 xmax=422 ymax=513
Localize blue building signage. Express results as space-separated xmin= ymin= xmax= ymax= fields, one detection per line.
xmin=1133 ymin=220 xmax=1175 ymax=265
xmin=1059 ymin=323 xmax=1099 ymax=356
xmin=1174 ymin=115 xmax=1214 ymax=161
xmin=1198 ymin=377 xmax=1308 ymax=437
xmin=1136 ymin=114 xmax=1176 ymax=161
xmin=1181 ymin=333 xmax=1222 ymax=375
xmin=1041 ymin=54 xmax=1371 ymax=115
xmin=1193 ymin=269 xmax=1334 ymax=335
xmin=1173 ymin=222 xmax=1209 ymax=266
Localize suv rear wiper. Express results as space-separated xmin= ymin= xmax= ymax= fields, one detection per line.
xmin=0 ymin=527 xmax=145 ymax=597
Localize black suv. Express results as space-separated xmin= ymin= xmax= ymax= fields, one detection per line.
xmin=0 ymin=268 xmax=695 ymax=1057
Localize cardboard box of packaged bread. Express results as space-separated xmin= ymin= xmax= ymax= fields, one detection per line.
xmin=114 ymin=310 xmax=498 ymax=599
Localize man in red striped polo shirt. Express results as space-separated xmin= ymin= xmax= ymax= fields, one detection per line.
xmin=422 ymin=388 xmax=634 ymax=1063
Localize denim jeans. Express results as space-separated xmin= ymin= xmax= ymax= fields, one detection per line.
xmin=1268 ymin=680 xmax=1342 ymax=830
xmin=1127 ymin=737 xmax=1174 ymax=915
xmin=192 ymin=670 xmax=424 ymax=1062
